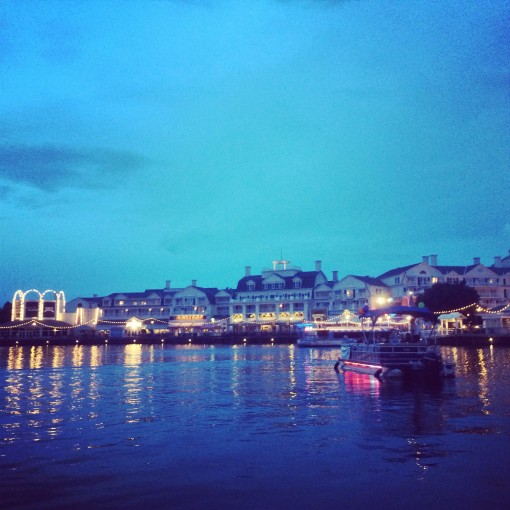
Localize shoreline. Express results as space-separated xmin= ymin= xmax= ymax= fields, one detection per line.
xmin=1 ymin=334 xmax=510 ymax=347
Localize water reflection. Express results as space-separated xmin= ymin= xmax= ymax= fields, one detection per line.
xmin=29 ymin=345 xmax=43 ymax=369
xmin=342 ymin=370 xmax=381 ymax=397
xmin=1 ymin=344 xmax=510 ymax=507
xmin=52 ymin=346 xmax=65 ymax=368
xmin=123 ymin=350 xmax=143 ymax=423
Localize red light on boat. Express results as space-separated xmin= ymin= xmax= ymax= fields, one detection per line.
xmin=342 ymin=360 xmax=383 ymax=370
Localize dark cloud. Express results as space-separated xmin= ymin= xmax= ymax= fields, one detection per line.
xmin=0 ymin=144 xmax=146 ymax=192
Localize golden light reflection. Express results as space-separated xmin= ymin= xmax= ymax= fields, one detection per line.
xmin=124 ymin=344 xmax=142 ymax=366
xmin=288 ymin=345 xmax=296 ymax=395
xmin=72 ymin=345 xmax=84 ymax=367
xmin=29 ymin=346 xmax=43 ymax=369
xmin=90 ymin=345 xmax=102 ymax=367
xmin=476 ymin=349 xmax=491 ymax=415
xmin=51 ymin=346 xmax=65 ymax=368
xmin=49 ymin=371 xmax=64 ymax=415
xmin=7 ymin=346 xmax=24 ymax=370
xmin=4 ymin=373 xmax=23 ymax=418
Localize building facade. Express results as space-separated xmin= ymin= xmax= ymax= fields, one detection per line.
xmin=378 ymin=254 xmax=510 ymax=309
xmin=4 ymin=252 xmax=510 ymax=338
xmin=330 ymin=275 xmax=391 ymax=315
xmin=229 ymin=260 xmax=331 ymax=334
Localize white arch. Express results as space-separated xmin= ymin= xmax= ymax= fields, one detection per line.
xmin=11 ymin=289 xmax=66 ymax=321
xmin=11 ymin=290 xmax=26 ymax=320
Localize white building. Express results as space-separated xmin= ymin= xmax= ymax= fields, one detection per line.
xmin=378 ymin=254 xmax=510 ymax=309
xmin=18 ymin=251 xmax=508 ymax=339
xmin=330 ymin=275 xmax=391 ymax=314
xmin=230 ymin=260 xmax=331 ymax=334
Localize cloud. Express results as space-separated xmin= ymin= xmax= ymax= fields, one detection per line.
xmin=0 ymin=144 xmax=147 ymax=192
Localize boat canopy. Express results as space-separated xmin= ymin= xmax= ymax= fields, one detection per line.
xmin=359 ymin=305 xmax=437 ymax=325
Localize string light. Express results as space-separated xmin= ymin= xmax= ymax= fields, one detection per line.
xmin=475 ymin=302 xmax=510 ymax=314
xmin=429 ymin=302 xmax=510 ymax=315
xmin=5 ymin=283 xmax=509 ymax=336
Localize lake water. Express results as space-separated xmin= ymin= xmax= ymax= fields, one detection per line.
xmin=1 ymin=344 xmax=509 ymax=510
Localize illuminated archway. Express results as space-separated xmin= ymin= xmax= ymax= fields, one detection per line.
xmin=11 ymin=289 xmax=66 ymax=321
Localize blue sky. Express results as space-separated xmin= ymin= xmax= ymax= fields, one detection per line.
xmin=1 ymin=0 xmax=509 ymax=304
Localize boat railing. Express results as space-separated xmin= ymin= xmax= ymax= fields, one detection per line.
xmin=350 ymin=342 xmax=434 ymax=366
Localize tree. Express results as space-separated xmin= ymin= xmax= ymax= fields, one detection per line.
xmin=0 ymin=301 xmax=12 ymax=323
xmin=417 ymin=282 xmax=482 ymax=327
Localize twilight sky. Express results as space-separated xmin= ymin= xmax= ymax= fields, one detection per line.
xmin=1 ymin=0 xmax=509 ymax=304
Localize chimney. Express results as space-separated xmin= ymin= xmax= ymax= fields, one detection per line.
xmin=430 ymin=255 xmax=437 ymax=266
xmin=245 ymin=266 xmax=251 ymax=277
xmin=473 ymin=257 xmax=480 ymax=265
xmin=422 ymin=256 xmax=429 ymax=265
xmin=494 ymin=256 xmax=502 ymax=267
xmin=332 ymin=270 xmax=338 ymax=282
xmin=191 ymin=279 xmax=197 ymax=287
xmin=165 ymin=280 xmax=171 ymax=290
xmin=315 ymin=260 xmax=322 ymax=271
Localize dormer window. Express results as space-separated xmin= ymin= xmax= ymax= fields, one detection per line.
xmin=293 ymin=280 xmax=301 ymax=289
xmin=247 ymin=281 xmax=255 ymax=291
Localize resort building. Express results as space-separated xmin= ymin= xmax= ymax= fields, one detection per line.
xmin=378 ymin=254 xmax=510 ymax=309
xmin=330 ymin=275 xmax=391 ymax=315
xmin=2 ymin=252 xmax=509 ymax=340
xmin=229 ymin=260 xmax=331 ymax=334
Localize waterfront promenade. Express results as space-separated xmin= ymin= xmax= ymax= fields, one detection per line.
xmin=1 ymin=332 xmax=509 ymax=347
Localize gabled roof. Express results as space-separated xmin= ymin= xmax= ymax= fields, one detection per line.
xmin=350 ymin=275 xmax=388 ymax=287
xmin=197 ymin=287 xmax=220 ymax=303
xmin=378 ymin=264 xmax=416 ymax=279
xmin=105 ymin=289 xmax=166 ymax=299
xmin=434 ymin=265 xmax=476 ymax=275
xmin=379 ymin=262 xmax=491 ymax=279
xmin=236 ymin=270 xmax=324 ymax=292
xmin=491 ymin=266 xmax=510 ymax=276
xmin=216 ymin=288 xmax=235 ymax=297
xmin=73 ymin=296 xmax=104 ymax=306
